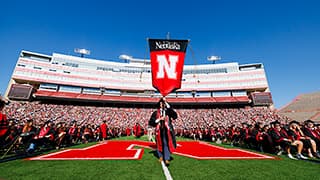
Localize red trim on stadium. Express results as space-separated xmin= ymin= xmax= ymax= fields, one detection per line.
xmin=34 ymin=90 xmax=250 ymax=104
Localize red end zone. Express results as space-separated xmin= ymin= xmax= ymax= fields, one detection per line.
xmin=29 ymin=141 xmax=275 ymax=160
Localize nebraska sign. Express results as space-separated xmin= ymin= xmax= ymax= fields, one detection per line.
xmin=149 ymin=39 xmax=189 ymax=97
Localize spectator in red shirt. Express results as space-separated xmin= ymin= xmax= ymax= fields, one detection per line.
xmin=68 ymin=121 xmax=78 ymax=144
xmin=27 ymin=121 xmax=55 ymax=153
xmin=133 ymin=123 xmax=142 ymax=138
xmin=83 ymin=124 xmax=93 ymax=144
xmin=270 ymin=121 xmax=307 ymax=160
xmin=0 ymin=99 xmax=9 ymax=147
xmin=303 ymin=120 xmax=320 ymax=151
xmin=126 ymin=127 xmax=131 ymax=136
xmin=100 ymin=120 xmax=108 ymax=140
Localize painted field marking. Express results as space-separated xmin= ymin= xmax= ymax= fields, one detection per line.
xmin=28 ymin=140 xmax=275 ymax=161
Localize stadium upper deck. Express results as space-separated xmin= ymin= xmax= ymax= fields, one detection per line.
xmin=5 ymin=50 xmax=273 ymax=106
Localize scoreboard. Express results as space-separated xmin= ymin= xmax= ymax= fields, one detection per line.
xmin=8 ymin=84 xmax=33 ymax=100
xmin=250 ymin=92 xmax=273 ymax=105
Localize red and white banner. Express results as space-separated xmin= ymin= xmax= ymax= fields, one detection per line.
xmin=149 ymin=39 xmax=189 ymax=97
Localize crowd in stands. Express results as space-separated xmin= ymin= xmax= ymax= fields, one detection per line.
xmin=1 ymin=101 xmax=320 ymax=160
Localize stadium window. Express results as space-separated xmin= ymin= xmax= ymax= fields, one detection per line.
xmin=17 ymin=64 xmax=26 ymax=67
xmin=62 ymin=62 xmax=79 ymax=68
xmin=33 ymin=66 xmax=42 ymax=70
xmin=197 ymin=91 xmax=211 ymax=97
xmin=39 ymin=83 xmax=58 ymax=91
xmin=59 ymin=85 xmax=81 ymax=93
xmin=63 ymin=71 xmax=70 ymax=74
xmin=176 ymin=91 xmax=191 ymax=97
xmin=232 ymin=90 xmax=247 ymax=96
xmin=97 ymin=66 xmax=113 ymax=72
xmin=29 ymin=55 xmax=50 ymax=62
xmin=83 ymin=87 xmax=101 ymax=94
xmin=49 ymin=69 xmax=57 ymax=72
xmin=213 ymin=91 xmax=231 ymax=97
xmin=105 ymin=89 xmax=120 ymax=94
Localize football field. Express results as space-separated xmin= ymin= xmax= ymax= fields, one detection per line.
xmin=0 ymin=136 xmax=319 ymax=180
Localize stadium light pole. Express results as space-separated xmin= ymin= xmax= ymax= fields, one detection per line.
xmin=119 ymin=54 xmax=133 ymax=63
xmin=207 ymin=55 xmax=221 ymax=64
xmin=74 ymin=48 xmax=90 ymax=58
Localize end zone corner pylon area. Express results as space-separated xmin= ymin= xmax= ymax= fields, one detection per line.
xmin=29 ymin=140 xmax=275 ymax=160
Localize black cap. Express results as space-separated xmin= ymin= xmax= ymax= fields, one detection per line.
xmin=263 ymin=124 xmax=269 ymax=129
xmin=304 ymin=119 xmax=314 ymax=124
xmin=0 ymin=99 xmax=5 ymax=108
xmin=156 ymin=98 xmax=165 ymax=108
xmin=289 ymin=120 xmax=300 ymax=125
xmin=273 ymin=121 xmax=281 ymax=125
xmin=45 ymin=120 xmax=52 ymax=125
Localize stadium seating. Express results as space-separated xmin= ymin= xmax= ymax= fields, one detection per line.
xmin=3 ymin=101 xmax=320 ymax=160
xmin=279 ymin=92 xmax=320 ymax=122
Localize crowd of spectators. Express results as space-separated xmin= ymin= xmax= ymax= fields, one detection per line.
xmin=1 ymin=101 xmax=320 ymax=160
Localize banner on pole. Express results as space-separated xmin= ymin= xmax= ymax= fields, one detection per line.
xmin=149 ymin=39 xmax=189 ymax=97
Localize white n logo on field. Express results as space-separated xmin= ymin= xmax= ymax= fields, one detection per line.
xmin=156 ymin=55 xmax=178 ymax=79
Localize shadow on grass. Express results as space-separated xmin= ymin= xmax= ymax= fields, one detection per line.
xmin=0 ymin=151 xmax=43 ymax=163
xmin=301 ymin=158 xmax=320 ymax=164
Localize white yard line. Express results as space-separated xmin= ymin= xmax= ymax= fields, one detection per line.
xmin=161 ymin=161 xmax=173 ymax=180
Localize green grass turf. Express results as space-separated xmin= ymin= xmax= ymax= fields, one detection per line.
xmin=0 ymin=136 xmax=319 ymax=180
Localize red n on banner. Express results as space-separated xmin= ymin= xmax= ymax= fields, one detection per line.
xmin=149 ymin=39 xmax=189 ymax=96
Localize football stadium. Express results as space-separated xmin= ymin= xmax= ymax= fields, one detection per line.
xmin=0 ymin=49 xmax=319 ymax=180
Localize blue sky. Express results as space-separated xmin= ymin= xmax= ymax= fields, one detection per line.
xmin=1 ymin=0 xmax=319 ymax=109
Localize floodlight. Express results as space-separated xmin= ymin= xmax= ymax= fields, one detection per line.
xmin=119 ymin=54 xmax=133 ymax=60
xmin=74 ymin=48 xmax=90 ymax=57
xmin=207 ymin=56 xmax=221 ymax=61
